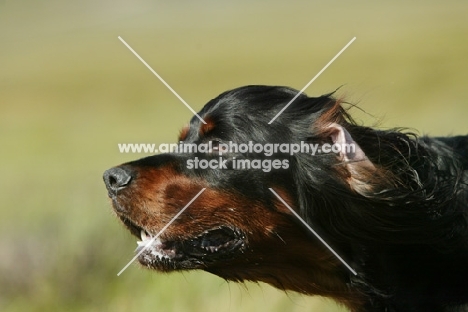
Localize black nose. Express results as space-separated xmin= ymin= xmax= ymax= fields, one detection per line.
xmin=103 ymin=167 xmax=133 ymax=195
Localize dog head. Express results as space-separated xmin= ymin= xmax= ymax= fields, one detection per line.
xmin=103 ymin=85 xmax=395 ymax=304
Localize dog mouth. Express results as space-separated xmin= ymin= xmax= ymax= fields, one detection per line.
xmin=120 ymin=216 xmax=246 ymax=270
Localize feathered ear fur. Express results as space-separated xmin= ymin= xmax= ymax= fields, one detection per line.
xmin=326 ymin=122 xmax=378 ymax=195
xmin=290 ymin=93 xmax=462 ymax=250
xmin=309 ymin=95 xmax=386 ymax=196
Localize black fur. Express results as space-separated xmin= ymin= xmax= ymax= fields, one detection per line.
xmin=193 ymin=86 xmax=468 ymax=310
xmin=105 ymin=85 xmax=468 ymax=311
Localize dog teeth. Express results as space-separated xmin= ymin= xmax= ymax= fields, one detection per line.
xmin=207 ymin=246 xmax=217 ymax=253
xmin=136 ymin=240 xmax=146 ymax=248
xmin=141 ymin=229 xmax=152 ymax=241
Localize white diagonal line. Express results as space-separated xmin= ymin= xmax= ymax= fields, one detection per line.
xmin=268 ymin=188 xmax=357 ymax=275
xmin=117 ymin=188 xmax=206 ymax=276
xmin=118 ymin=36 xmax=206 ymax=124
xmin=268 ymin=37 xmax=356 ymax=124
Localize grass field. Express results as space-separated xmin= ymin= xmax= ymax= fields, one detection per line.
xmin=1 ymin=1 xmax=467 ymax=311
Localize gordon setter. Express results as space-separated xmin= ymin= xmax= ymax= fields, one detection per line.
xmin=103 ymin=85 xmax=468 ymax=311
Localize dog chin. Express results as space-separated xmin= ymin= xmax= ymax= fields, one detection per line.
xmin=131 ymin=225 xmax=246 ymax=271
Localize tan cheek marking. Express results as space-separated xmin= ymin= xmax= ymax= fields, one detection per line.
xmin=270 ymin=187 xmax=298 ymax=215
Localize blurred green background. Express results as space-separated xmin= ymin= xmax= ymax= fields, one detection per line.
xmin=1 ymin=1 xmax=467 ymax=311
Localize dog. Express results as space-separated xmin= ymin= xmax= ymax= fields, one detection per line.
xmin=103 ymin=85 xmax=468 ymax=311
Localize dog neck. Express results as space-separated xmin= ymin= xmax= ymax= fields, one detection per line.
xmin=204 ymin=225 xmax=365 ymax=311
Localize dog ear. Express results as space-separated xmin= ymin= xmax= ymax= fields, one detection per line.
xmin=327 ymin=123 xmax=373 ymax=167
xmin=326 ymin=123 xmax=377 ymax=194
